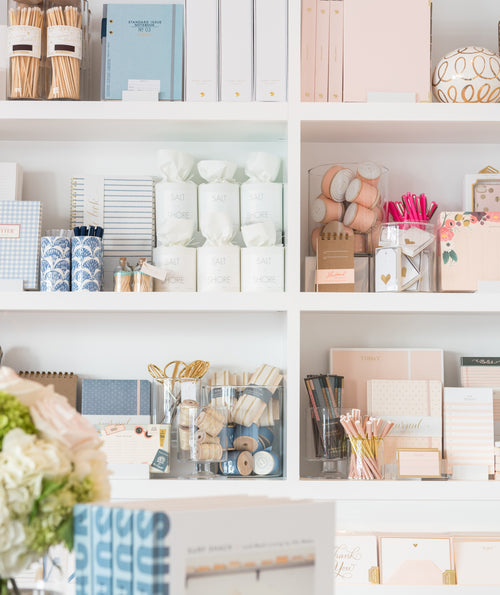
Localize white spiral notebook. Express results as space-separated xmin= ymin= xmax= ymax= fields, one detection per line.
xmin=70 ymin=176 xmax=155 ymax=289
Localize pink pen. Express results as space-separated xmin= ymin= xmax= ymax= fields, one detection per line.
xmin=420 ymin=194 xmax=428 ymax=221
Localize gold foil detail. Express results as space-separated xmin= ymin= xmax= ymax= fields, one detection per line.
xmin=368 ymin=566 xmax=380 ymax=584
xmin=443 ymin=570 xmax=457 ymax=585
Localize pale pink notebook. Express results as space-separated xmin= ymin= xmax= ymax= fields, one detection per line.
xmin=328 ymin=1 xmax=343 ymax=102
xmin=439 ymin=211 xmax=500 ymax=291
xmin=379 ymin=537 xmax=453 ymax=585
xmin=314 ymin=0 xmax=329 ymax=102
xmin=454 ymin=539 xmax=500 ymax=585
xmin=329 ymin=348 xmax=444 ymax=411
xmin=301 ymin=0 xmax=316 ymax=101
xmin=343 ymin=0 xmax=431 ymax=102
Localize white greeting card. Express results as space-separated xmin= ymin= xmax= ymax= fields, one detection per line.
xmin=335 ymin=535 xmax=378 ymax=585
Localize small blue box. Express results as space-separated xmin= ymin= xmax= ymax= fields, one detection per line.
xmin=81 ymin=379 xmax=151 ymax=415
xmin=101 ymin=3 xmax=184 ymax=100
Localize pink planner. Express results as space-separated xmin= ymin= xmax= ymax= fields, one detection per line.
xmin=454 ymin=538 xmax=500 ymax=585
xmin=367 ymin=379 xmax=442 ymax=464
xmin=328 ymin=1 xmax=343 ymax=102
xmin=329 ymin=348 xmax=444 ymax=411
xmin=343 ymin=0 xmax=431 ymax=102
xmin=301 ymin=0 xmax=316 ymax=101
xmin=443 ymin=387 xmax=495 ymax=476
xmin=314 ymin=0 xmax=330 ymax=102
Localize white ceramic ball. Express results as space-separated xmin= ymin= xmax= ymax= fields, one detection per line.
xmin=432 ymin=46 xmax=500 ymax=103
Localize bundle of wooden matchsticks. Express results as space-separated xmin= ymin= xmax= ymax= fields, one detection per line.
xmin=8 ymin=5 xmax=43 ymax=99
xmin=47 ymin=5 xmax=82 ymax=99
xmin=340 ymin=409 xmax=394 ymax=480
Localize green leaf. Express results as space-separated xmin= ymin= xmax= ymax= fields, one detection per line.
xmin=450 ymin=250 xmax=458 ymax=262
xmin=443 ymin=251 xmax=450 ymax=264
xmin=29 ymin=477 xmax=68 ymax=525
xmin=56 ymin=514 xmax=74 ymax=551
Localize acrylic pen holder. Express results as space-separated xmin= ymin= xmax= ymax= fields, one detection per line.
xmin=377 ymin=222 xmax=436 ymax=292
xmin=204 ymin=384 xmax=283 ymax=478
xmin=305 ymin=406 xmax=348 ymax=479
xmin=347 ymin=436 xmax=384 ymax=480
xmin=40 ymin=236 xmax=71 ymax=292
xmin=71 ymin=236 xmax=103 ymax=292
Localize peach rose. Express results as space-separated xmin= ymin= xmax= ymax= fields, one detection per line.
xmin=30 ymin=392 xmax=100 ymax=452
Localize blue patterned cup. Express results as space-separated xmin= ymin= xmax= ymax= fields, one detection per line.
xmin=71 ymin=236 xmax=103 ymax=292
xmin=40 ymin=236 xmax=71 ymax=292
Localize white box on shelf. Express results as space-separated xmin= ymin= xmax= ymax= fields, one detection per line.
xmin=186 ymin=0 xmax=218 ymax=101
xmin=219 ymin=0 xmax=253 ymax=102
xmin=254 ymin=0 xmax=287 ymax=102
xmin=0 ymin=163 xmax=23 ymax=201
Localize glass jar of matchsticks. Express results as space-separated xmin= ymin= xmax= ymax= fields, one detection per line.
xmin=46 ymin=0 xmax=89 ymax=100
xmin=7 ymin=0 xmax=45 ymax=99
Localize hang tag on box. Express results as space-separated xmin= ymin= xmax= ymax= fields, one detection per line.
xmin=141 ymin=261 xmax=168 ymax=281
xmin=375 ymin=247 xmax=402 ymax=292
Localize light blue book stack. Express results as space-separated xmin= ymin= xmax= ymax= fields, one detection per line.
xmin=133 ymin=509 xmax=171 ymax=592
xmin=112 ymin=508 xmax=134 ymax=595
xmin=92 ymin=505 xmax=113 ymax=594
xmin=101 ymin=3 xmax=184 ymax=100
xmin=73 ymin=504 xmax=92 ymax=595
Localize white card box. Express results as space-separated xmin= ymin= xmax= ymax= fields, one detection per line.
xmin=0 ymin=163 xmax=23 ymax=201
xmin=185 ymin=0 xmax=218 ymax=101
xmin=254 ymin=0 xmax=287 ymax=102
xmin=219 ymin=0 xmax=254 ymax=101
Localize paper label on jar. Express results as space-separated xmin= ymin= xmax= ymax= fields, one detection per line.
xmin=198 ymin=183 xmax=240 ymax=232
xmin=8 ymin=26 xmax=41 ymax=58
xmin=241 ymin=247 xmax=284 ymax=292
xmin=197 ymin=247 xmax=240 ymax=292
xmin=241 ymin=183 xmax=283 ymax=230
xmin=47 ymin=26 xmax=82 ymax=59
xmin=156 ymin=182 xmax=197 ymax=223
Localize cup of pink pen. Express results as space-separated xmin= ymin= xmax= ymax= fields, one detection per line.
xmin=340 ymin=409 xmax=394 ymax=480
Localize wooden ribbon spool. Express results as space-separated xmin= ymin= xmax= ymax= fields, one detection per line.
xmin=196 ymin=407 xmax=226 ymax=437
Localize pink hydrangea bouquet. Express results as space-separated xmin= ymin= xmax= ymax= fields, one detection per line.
xmin=0 ymin=367 xmax=110 ymax=592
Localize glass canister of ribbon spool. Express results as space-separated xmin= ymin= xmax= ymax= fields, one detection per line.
xmin=7 ymin=0 xmax=45 ymax=99
xmin=46 ymin=0 xmax=90 ymax=100
xmin=307 ymin=162 xmax=388 ymax=291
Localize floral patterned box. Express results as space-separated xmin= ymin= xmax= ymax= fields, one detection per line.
xmin=439 ymin=211 xmax=500 ymax=291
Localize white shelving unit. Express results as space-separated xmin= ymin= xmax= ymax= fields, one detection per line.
xmin=1 ymin=0 xmax=500 ymax=591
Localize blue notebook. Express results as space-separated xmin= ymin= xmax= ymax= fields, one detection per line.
xmin=101 ymin=3 xmax=184 ymax=100
xmin=81 ymin=379 xmax=151 ymax=416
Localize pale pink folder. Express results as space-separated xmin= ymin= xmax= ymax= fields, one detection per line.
xmin=454 ymin=539 xmax=500 ymax=585
xmin=367 ymin=379 xmax=442 ymax=464
xmin=379 ymin=537 xmax=453 ymax=585
xmin=329 ymin=348 xmax=444 ymax=411
xmin=328 ymin=1 xmax=343 ymax=102
xmin=439 ymin=212 xmax=500 ymax=291
xmin=314 ymin=0 xmax=329 ymax=102
xmin=301 ymin=0 xmax=316 ymax=101
xmin=343 ymin=0 xmax=431 ymax=102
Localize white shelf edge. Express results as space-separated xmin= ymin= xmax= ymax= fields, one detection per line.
xmin=0 ymin=291 xmax=289 ymax=313
xmin=110 ymin=477 xmax=500 ymax=501
xmin=298 ymin=292 xmax=500 ymax=313
xmin=336 ymin=586 xmax=499 ymax=593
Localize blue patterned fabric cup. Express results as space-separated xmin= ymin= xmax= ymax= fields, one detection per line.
xmin=71 ymin=236 xmax=103 ymax=292
xmin=40 ymin=236 xmax=71 ymax=292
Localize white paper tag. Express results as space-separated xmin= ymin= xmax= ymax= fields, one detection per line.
xmin=122 ymin=90 xmax=159 ymax=102
xmin=141 ymin=261 xmax=167 ymax=281
xmin=47 ymin=26 xmax=82 ymax=59
xmin=128 ymin=79 xmax=161 ymax=92
xmin=8 ymin=25 xmax=41 ymax=59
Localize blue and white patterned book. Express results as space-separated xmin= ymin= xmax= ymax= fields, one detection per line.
xmin=73 ymin=504 xmax=92 ymax=595
xmin=112 ymin=507 xmax=134 ymax=595
xmin=81 ymin=379 xmax=151 ymax=416
xmin=101 ymin=3 xmax=184 ymax=100
xmin=133 ymin=508 xmax=171 ymax=593
xmin=92 ymin=505 xmax=113 ymax=594
xmin=0 ymin=201 xmax=42 ymax=289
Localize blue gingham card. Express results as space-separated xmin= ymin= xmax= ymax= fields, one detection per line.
xmin=0 ymin=201 xmax=42 ymax=290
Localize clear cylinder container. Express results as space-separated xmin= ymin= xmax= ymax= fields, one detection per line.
xmin=203 ymin=384 xmax=284 ymax=478
xmin=308 ymin=162 xmax=389 ymax=258
xmin=46 ymin=0 xmax=89 ymax=100
xmin=377 ymin=222 xmax=437 ymax=292
xmin=7 ymin=0 xmax=44 ymax=99
xmin=305 ymin=406 xmax=348 ymax=479
xmin=346 ymin=437 xmax=384 ymax=480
